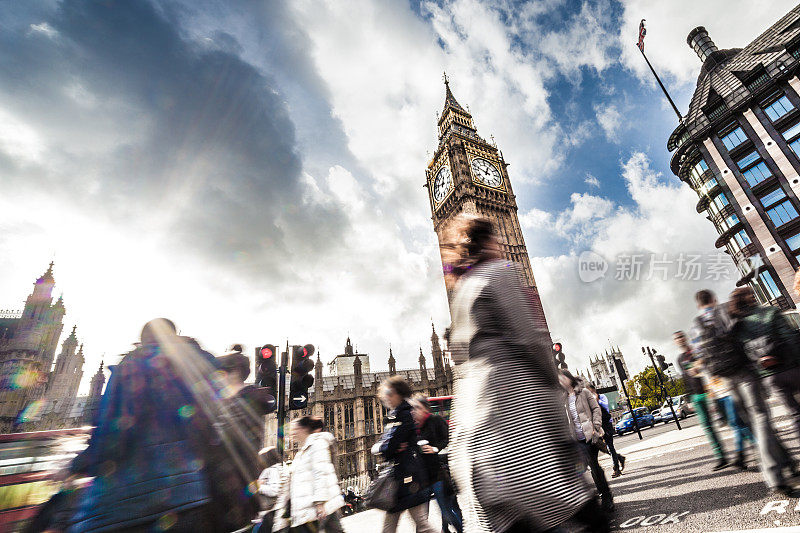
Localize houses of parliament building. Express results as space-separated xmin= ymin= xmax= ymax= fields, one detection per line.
xmin=0 ymin=263 xmax=105 ymax=433
xmin=267 ymin=327 xmax=454 ymax=491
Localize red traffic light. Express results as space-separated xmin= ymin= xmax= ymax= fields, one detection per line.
xmin=260 ymin=346 xmax=274 ymax=359
xmin=553 ymin=342 xmax=562 ymax=352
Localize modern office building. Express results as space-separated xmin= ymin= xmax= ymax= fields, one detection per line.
xmin=669 ymin=6 xmax=800 ymax=307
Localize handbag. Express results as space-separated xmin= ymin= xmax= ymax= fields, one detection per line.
xmin=364 ymin=463 xmax=399 ymax=511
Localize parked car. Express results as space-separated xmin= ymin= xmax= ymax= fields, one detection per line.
xmin=650 ymin=409 xmax=662 ymax=424
xmin=660 ymin=395 xmax=693 ymax=423
xmin=615 ymin=407 xmax=655 ymax=435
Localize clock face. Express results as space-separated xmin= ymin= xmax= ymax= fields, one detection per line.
xmin=471 ymin=157 xmax=503 ymax=188
xmin=433 ymin=165 xmax=453 ymax=204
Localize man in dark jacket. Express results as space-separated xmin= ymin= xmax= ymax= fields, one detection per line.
xmin=217 ymin=348 xmax=276 ymax=527
xmin=586 ymin=384 xmax=625 ymax=478
xmin=412 ymin=395 xmax=462 ymax=533
xmin=67 ymin=318 xmax=220 ymax=532
xmin=727 ymin=287 xmax=799 ymax=496
xmin=674 ymin=329 xmax=728 ymax=471
xmin=373 ymin=376 xmax=435 ymax=533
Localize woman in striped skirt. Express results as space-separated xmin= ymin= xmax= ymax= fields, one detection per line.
xmin=444 ymin=215 xmax=610 ymax=533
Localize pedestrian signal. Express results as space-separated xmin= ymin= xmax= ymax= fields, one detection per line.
xmin=290 ymin=344 xmax=315 ymax=409
xmin=256 ymin=344 xmax=278 ymax=393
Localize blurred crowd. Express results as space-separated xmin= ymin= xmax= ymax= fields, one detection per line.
xmin=27 ymin=215 xmax=800 ymax=533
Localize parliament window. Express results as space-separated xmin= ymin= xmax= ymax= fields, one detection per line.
xmin=741 ymin=161 xmax=772 ymax=187
xmin=760 ymin=188 xmax=799 ymax=227
xmin=759 ymin=271 xmax=782 ymax=300
xmin=736 ymin=150 xmax=761 ymax=170
xmin=764 ymin=95 xmax=794 ymax=122
xmin=785 ymin=231 xmax=800 ymax=262
xmin=721 ymin=127 xmax=748 ymax=151
xmin=783 ymin=121 xmax=800 ymax=156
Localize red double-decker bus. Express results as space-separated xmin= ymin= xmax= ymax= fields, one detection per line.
xmin=0 ymin=427 xmax=91 ymax=533
xmin=427 ymin=395 xmax=453 ymax=424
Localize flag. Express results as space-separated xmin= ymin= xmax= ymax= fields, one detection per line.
xmin=637 ymin=19 xmax=647 ymax=52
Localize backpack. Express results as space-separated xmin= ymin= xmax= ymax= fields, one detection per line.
xmin=693 ymin=313 xmax=748 ymax=377
xmin=750 ymin=308 xmax=800 ymax=371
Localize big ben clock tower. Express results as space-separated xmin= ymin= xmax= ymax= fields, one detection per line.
xmin=425 ymin=76 xmax=550 ymax=332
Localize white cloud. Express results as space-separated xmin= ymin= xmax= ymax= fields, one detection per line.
xmin=585 ymin=173 xmax=601 ymax=188
xmin=28 ymin=22 xmax=58 ymax=39
xmin=528 ymin=152 xmax=737 ymax=373
xmin=617 ymin=1 xmax=799 ymax=84
xmin=594 ymin=103 xmax=623 ymax=141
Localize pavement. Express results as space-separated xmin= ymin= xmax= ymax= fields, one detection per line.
xmin=342 ymin=403 xmax=800 ymax=532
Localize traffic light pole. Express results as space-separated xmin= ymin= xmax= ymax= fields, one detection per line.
xmin=277 ymin=341 xmax=288 ymax=458
xmin=646 ymin=346 xmax=681 ymax=430
xmin=618 ymin=378 xmax=643 ymax=440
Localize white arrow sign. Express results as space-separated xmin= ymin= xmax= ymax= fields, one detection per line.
xmin=293 ymin=395 xmax=307 ymax=403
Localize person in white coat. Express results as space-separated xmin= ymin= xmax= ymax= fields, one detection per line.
xmin=273 ymin=416 xmax=344 ymax=532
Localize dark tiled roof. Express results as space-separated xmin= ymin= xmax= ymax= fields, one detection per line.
xmin=682 ymin=6 xmax=800 ymax=133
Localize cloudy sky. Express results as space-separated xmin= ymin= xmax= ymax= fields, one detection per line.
xmin=1 ymin=0 xmax=796 ymax=390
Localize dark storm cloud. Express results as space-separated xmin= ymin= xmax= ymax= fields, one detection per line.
xmin=0 ymin=0 xmax=346 ymax=280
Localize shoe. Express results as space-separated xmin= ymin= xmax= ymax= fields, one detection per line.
xmin=733 ymin=452 xmax=747 ymax=471
xmin=712 ymin=459 xmax=729 ymax=471
xmin=619 ymin=455 xmax=626 ymax=472
xmin=772 ymin=485 xmax=800 ymax=498
xmin=612 ymin=469 xmax=621 ymax=478
xmin=601 ymin=496 xmax=616 ymax=514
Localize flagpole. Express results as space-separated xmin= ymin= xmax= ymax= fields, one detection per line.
xmin=638 ymin=45 xmax=682 ymax=121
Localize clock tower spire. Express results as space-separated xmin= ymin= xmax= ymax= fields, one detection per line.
xmin=425 ymin=77 xmax=550 ymax=333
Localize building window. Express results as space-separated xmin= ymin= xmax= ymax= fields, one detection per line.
xmin=783 ymin=121 xmax=800 ymax=156
xmin=721 ymin=127 xmax=748 ymax=151
xmin=733 ymin=229 xmax=752 ymax=249
xmin=759 ymin=271 xmax=782 ymax=300
xmin=741 ymin=161 xmax=772 ymax=187
xmin=344 ymin=402 xmax=354 ymax=439
xmin=785 ymin=231 xmax=800 ymax=262
xmin=764 ymin=95 xmax=795 ymax=122
xmin=719 ymin=213 xmax=740 ymax=232
xmin=736 ymin=150 xmax=761 ymax=170
xmin=711 ymin=192 xmax=730 ymax=210
xmin=364 ymin=400 xmax=375 ymax=435
xmin=689 ymin=158 xmax=710 ymax=188
xmin=760 ymin=187 xmax=799 ymax=227
xmin=699 ymin=176 xmax=719 ymax=196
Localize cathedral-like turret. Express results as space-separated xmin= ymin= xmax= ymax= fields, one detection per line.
xmin=388 ymin=347 xmax=396 ymax=375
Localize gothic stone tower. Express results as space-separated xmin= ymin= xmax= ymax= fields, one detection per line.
xmin=425 ymin=77 xmax=550 ymax=331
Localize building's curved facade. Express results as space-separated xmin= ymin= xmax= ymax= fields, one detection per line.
xmin=669 ymin=6 xmax=800 ymax=308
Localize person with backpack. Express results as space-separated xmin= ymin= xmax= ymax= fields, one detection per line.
xmin=693 ymin=289 xmax=797 ymax=496
xmin=586 ymin=383 xmax=625 ymax=478
xmin=728 ymin=288 xmax=800 ymax=483
xmin=674 ymin=330 xmax=729 ymax=471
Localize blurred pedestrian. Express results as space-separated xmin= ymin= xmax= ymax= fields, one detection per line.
xmin=411 ymin=394 xmax=463 ymax=533
xmin=562 ymin=371 xmax=614 ymax=512
xmin=372 ymin=376 xmax=436 ymax=533
xmin=727 ymin=287 xmax=800 ymax=495
xmin=309 ymin=417 xmax=347 ymax=533
xmin=706 ymin=373 xmax=754 ymax=470
xmin=216 ymin=347 xmax=276 ymax=524
xmin=694 ymin=289 xmax=797 ymax=496
xmin=586 ymin=383 xmax=626 ymax=478
xmin=272 ymin=416 xmax=345 ymax=532
xmin=735 ymin=284 xmax=800 ymax=443
xmin=65 ymin=318 xmax=220 ymax=532
xmin=255 ymin=447 xmax=283 ymax=533
xmin=444 ymin=216 xmax=608 ymax=533
xmin=674 ymin=330 xmax=729 ymax=471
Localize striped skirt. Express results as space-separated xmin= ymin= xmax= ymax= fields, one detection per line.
xmin=449 ymin=357 xmax=590 ymax=532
